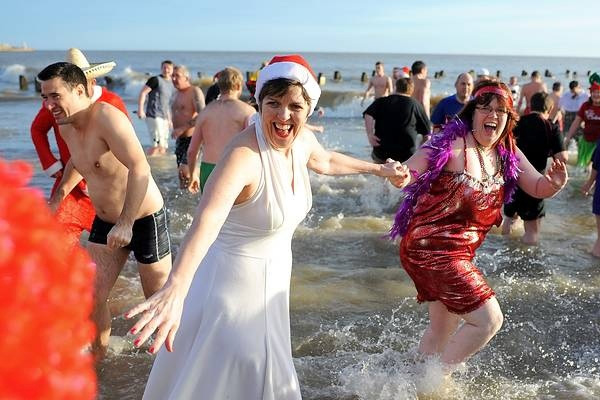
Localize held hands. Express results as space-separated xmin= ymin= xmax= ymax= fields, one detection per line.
xmin=381 ymin=158 xmax=411 ymax=188
xmin=545 ymin=159 xmax=568 ymax=192
xmin=125 ymin=280 xmax=185 ymax=354
xmin=106 ymin=222 xmax=133 ymax=248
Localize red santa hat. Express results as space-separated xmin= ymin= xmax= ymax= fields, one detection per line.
xmin=255 ymin=54 xmax=321 ymax=115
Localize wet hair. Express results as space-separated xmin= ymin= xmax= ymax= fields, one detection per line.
xmin=257 ymin=78 xmax=311 ymax=111
xmin=552 ymin=81 xmax=562 ymax=92
xmin=530 ymin=92 xmax=553 ymax=113
xmin=173 ymin=64 xmax=190 ymax=79
xmin=37 ymin=62 xmax=89 ymax=97
xmin=396 ymin=77 xmax=413 ymax=95
xmin=217 ymin=66 xmax=244 ymax=92
xmin=457 ymin=79 xmax=518 ymax=149
xmin=411 ymin=61 xmax=426 ymax=75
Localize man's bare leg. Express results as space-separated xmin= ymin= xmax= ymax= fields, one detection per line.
xmin=522 ymin=219 xmax=540 ymax=245
xmin=138 ymin=256 xmax=171 ymax=299
xmin=501 ymin=216 xmax=518 ymax=235
xmin=87 ymin=243 xmax=129 ymax=360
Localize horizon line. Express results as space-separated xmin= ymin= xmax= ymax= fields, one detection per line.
xmin=20 ymin=48 xmax=600 ymax=60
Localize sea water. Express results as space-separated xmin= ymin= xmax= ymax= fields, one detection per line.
xmin=1 ymin=50 xmax=599 ymax=399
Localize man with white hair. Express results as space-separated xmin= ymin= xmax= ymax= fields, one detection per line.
xmin=30 ymin=48 xmax=128 ymax=248
xmin=170 ymin=64 xmax=205 ymax=189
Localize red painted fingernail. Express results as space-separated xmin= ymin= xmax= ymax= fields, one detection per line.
xmin=134 ymin=338 xmax=140 ymax=347
xmin=130 ymin=327 xmax=137 ymax=334
xmin=149 ymin=347 xmax=155 ymax=353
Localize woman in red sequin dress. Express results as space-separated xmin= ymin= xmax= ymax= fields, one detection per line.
xmin=389 ymin=81 xmax=568 ymax=370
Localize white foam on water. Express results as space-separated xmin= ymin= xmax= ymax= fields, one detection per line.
xmin=0 ymin=63 xmax=26 ymax=82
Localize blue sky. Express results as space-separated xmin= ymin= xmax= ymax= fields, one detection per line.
xmin=2 ymin=0 xmax=597 ymax=57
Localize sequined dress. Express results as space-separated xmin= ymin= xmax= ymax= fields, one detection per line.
xmin=399 ymin=139 xmax=504 ymax=314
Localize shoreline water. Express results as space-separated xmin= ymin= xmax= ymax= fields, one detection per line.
xmin=1 ymin=50 xmax=599 ymax=399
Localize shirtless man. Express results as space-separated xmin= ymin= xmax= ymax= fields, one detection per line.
xmin=361 ymin=61 xmax=393 ymax=106
xmin=517 ymin=70 xmax=547 ymax=115
xmin=410 ymin=60 xmax=431 ymax=117
xmin=31 ymin=48 xmax=128 ymax=248
xmin=39 ymin=62 xmax=172 ymax=359
xmin=187 ymin=66 xmax=256 ymax=193
xmin=171 ymin=65 xmax=205 ymax=188
xmin=549 ymin=81 xmax=564 ymax=131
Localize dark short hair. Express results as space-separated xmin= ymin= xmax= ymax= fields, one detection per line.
xmin=531 ymin=70 xmax=540 ymax=78
xmin=411 ymin=61 xmax=426 ymax=75
xmin=396 ymin=77 xmax=413 ymax=94
xmin=552 ymin=81 xmax=562 ymax=91
xmin=569 ymin=80 xmax=579 ymax=90
xmin=161 ymin=60 xmax=174 ymax=67
xmin=258 ymin=78 xmax=311 ymax=111
xmin=37 ymin=62 xmax=88 ymax=95
xmin=530 ymin=92 xmax=553 ymax=113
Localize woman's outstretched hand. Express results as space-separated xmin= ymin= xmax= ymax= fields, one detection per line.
xmin=124 ymin=280 xmax=186 ymax=354
xmin=382 ymin=158 xmax=411 ymax=188
xmin=545 ymin=159 xmax=568 ymax=191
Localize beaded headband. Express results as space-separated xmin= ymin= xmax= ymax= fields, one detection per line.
xmin=474 ymin=86 xmax=513 ymax=108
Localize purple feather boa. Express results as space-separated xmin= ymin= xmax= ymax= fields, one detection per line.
xmin=389 ymin=118 xmax=520 ymax=239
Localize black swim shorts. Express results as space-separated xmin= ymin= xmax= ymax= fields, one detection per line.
xmin=175 ymin=136 xmax=192 ymax=167
xmin=88 ymin=207 xmax=171 ymax=264
xmin=503 ymin=188 xmax=545 ymax=221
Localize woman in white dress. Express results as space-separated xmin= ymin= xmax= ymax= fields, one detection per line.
xmin=126 ymin=54 xmax=409 ymax=400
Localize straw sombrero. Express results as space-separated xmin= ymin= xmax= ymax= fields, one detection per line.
xmin=66 ymin=48 xmax=116 ymax=78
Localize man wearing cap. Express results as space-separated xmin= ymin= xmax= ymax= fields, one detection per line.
xmin=517 ymin=70 xmax=548 ymax=115
xmin=430 ymin=72 xmax=474 ymax=133
xmin=137 ymin=60 xmax=175 ymax=156
xmin=39 ymin=61 xmax=171 ymax=360
xmin=474 ymin=67 xmax=491 ymax=86
xmin=30 ymin=48 xmax=128 ymax=248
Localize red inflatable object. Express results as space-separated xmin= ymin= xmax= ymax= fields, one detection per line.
xmin=0 ymin=159 xmax=96 ymax=400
